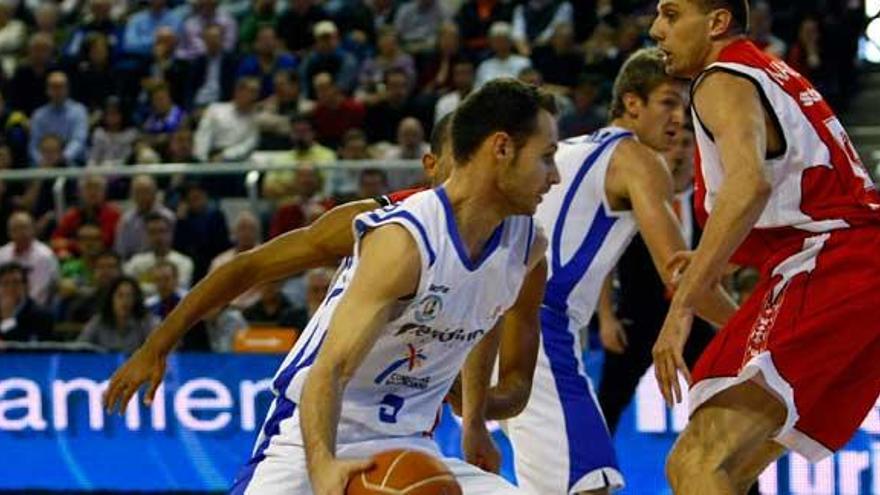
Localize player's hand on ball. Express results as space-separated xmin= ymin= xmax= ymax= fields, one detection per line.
xmin=312 ymin=457 xmax=374 ymax=495
xmin=652 ymin=304 xmax=693 ymax=407
xmin=461 ymin=423 xmax=501 ymax=473
xmin=103 ymin=345 xmax=167 ymax=415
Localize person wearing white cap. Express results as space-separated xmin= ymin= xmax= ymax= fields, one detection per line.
xmin=298 ymin=20 xmax=358 ymax=98
xmin=475 ymin=21 xmax=532 ymax=87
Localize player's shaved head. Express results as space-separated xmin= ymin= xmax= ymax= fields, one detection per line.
xmin=431 ymin=113 xmax=453 ymax=156
xmin=687 ymin=0 xmax=749 ymax=35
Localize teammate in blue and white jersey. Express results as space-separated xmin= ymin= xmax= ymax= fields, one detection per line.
xmin=506 ymin=49 xmax=738 ymax=495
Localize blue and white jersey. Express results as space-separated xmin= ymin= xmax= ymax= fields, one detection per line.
xmin=265 ymin=187 xmax=537 ymax=444
xmin=535 ymin=126 xmax=638 ymax=328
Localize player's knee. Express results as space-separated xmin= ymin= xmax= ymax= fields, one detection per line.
xmin=665 ymin=437 xmax=724 ymax=489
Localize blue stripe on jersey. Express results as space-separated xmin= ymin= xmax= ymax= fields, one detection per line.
xmin=355 ymin=211 xmax=437 ymax=266
xmin=435 ymin=186 xmax=504 ymax=272
xmin=540 ymin=307 xmax=619 ymax=490
xmin=550 ymin=131 xmax=631 ymax=275
xmin=230 ymin=328 xmax=327 ymax=494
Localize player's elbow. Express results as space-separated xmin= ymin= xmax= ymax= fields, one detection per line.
xmin=491 ymin=374 xmax=532 ymax=420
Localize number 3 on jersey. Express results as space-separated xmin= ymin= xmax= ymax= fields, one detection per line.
xmin=378 ymin=394 xmax=405 ymax=423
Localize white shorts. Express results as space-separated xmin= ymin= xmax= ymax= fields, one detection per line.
xmin=507 ymin=308 xmax=624 ymax=494
xmin=230 ymin=405 xmax=520 ymax=495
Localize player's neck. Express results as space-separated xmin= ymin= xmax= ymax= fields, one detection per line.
xmin=700 ymin=35 xmax=746 ymax=74
xmin=442 ymin=172 xmax=508 ymax=256
xmin=609 ymin=117 xmax=639 ymax=137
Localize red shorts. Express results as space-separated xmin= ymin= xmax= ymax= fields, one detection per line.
xmin=689 ymin=226 xmax=880 ymax=461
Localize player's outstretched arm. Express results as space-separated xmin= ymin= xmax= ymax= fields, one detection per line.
xmin=655 ymin=73 xmax=773 ymax=405
xmin=300 ymin=224 xmax=420 ymax=495
xmin=103 ymin=199 xmax=379 ymax=415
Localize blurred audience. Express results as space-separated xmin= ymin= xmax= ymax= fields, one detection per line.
xmin=0 ymin=261 xmax=53 ymax=344
xmin=78 ymin=275 xmax=158 ymax=352
xmin=0 ymin=212 xmax=59 ymax=307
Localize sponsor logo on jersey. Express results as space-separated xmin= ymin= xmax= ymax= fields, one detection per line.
xmin=394 ymin=322 xmax=486 ymax=344
xmin=414 ymin=294 xmax=443 ymax=322
xmin=374 ymin=344 xmax=431 ymax=390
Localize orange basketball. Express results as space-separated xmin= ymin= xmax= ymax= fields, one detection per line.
xmin=346 ymin=449 xmax=462 ymax=495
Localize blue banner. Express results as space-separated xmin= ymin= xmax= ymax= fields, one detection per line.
xmin=0 ymin=353 xmax=877 ymax=493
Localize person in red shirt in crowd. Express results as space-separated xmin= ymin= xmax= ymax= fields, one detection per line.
xmin=51 ymin=174 xmax=120 ymax=259
xmin=310 ymin=72 xmax=366 ymax=149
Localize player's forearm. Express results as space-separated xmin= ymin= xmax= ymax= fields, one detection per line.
xmin=691 ymin=285 xmax=738 ymax=328
xmin=485 ymin=374 xmax=531 ymax=419
xmin=144 ymin=255 xmax=259 ymax=355
xmin=597 ymin=274 xmax=616 ymax=324
xmin=674 ymin=174 xmax=771 ymax=310
xmin=300 ymin=363 xmax=345 ymax=473
xmin=460 ymin=328 xmax=498 ymax=427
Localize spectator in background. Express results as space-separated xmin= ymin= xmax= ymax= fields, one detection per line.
xmin=123 ymin=0 xmax=183 ymax=58
xmin=0 ymin=146 xmax=14 ymax=245
xmin=239 ymin=0 xmax=279 ymax=49
xmin=33 ymin=2 xmax=67 ymax=52
xmin=363 ymin=68 xmax=430 ymax=143
xmin=115 ymin=175 xmax=176 ymax=260
xmin=236 ymin=25 xmax=297 ymax=99
xmin=51 ymin=175 xmax=121 ymax=258
xmin=209 ymin=211 xmax=262 ymax=309
xmin=787 ymin=16 xmax=824 ymax=83
xmin=416 ymin=22 xmax=465 ymax=94
xmin=750 ymin=1 xmax=786 ymax=59
xmin=132 ymin=27 xmax=190 ymax=110
xmin=177 ymin=0 xmax=238 ymax=60
xmin=0 ymin=212 xmax=59 ymax=307
xmin=434 ymin=58 xmax=474 ymax=123
xmin=190 ymin=23 xmax=238 ymax=109
xmin=88 ymin=98 xmax=139 ymax=168
xmin=357 ymin=168 xmax=388 ymax=199
xmin=383 ymin=117 xmax=428 ymax=159
xmin=312 ymin=72 xmax=365 ymax=149
xmin=337 ymin=128 xmax=372 ymax=160
xmin=172 ymin=181 xmax=231 ymax=283
xmin=255 ymin=69 xmax=310 ymax=149
xmin=511 ymin=0 xmax=573 ymax=56
xmin=78 ymin=275 xmax=158 ymax=352
xmin=531 ymin=22 xmax=584 ymax=92
xmin=194 ymin=77 xmax=259 ymax=163
xmin=455 ymin=0 xmax=514 ymax=54
xmin=359 ymin=26 xmax=416 ymax=100
xmin=28 ymin=72 xmax=89 ymax=166
xmin=298 ymin=21 xmax=358 ymax=98
xmin=243 ymin=279 xmax=299 ymax=329
xmin=475 ymin=22 xmax=531 ymax=87
xmin=268 ymin=165 xmax=333 ymax=237
xmin=0 ymin=261 xmax=53 ymax=344
xmin=142 ymin=82 xmax=188 ymax=153
xmin=277 ymin=0 xmax=328 ymax=54
xmin=370 ymin=0 xmax=398 ymax=32
xmin=285 ymin=266 xmax=335 ymax=330
xmin=0 ymin=1 xmax=26 ymax=78
xmin=15 ymin=135 xmax=77 ymax=234
xmin=0 ymin=92 xmax=30 ymax=166
xmin=262 ymin=117 xmax=336 ymax=200
xmin=57 ymin=223 xmax=105 ymax=310
xmin=65 ymin=250 xmax=121 ymax=322
xmin=394 ymin=0 xmax=447 ymax=53
xmin=334 ymin=0 xmax=376 ymax=53
xmin=70 ymin=34 xmax=121 ymax=114
xmin=144 ymin=260 xmax=186 ymax=319
xmin=558 ymin=74 xmax=605 ymax=139
xmin=63 ymin=0 xmax=123 ymax=63
xmin=7 ymin=33 xmax=57 ymax=115
xmin=124 ymin=212 xmax=194 ymax=295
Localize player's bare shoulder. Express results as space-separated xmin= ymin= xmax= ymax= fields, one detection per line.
xmin=692 ymin=70 xmax=762 ymax=131
xmin=608 ymin=137 xmax=674 ymax=205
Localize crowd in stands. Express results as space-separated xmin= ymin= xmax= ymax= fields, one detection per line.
xmin=0 ymin=0 xmax=867 ymax=353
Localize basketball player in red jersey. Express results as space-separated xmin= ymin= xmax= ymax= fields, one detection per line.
xmin=650 ymin=1 xmax=880 ymax=493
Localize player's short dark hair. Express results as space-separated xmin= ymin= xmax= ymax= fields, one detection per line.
xmin=451 ymin=78 xmax=543 ymax=164
xmin=692 ymin=0 xmax=749 ymax=35
xmin=431 ymin=112 xmax=454 ymax=155
xmin=610 ymin=48 xmax=674 ymax=119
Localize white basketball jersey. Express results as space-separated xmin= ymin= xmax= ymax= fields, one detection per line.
xmin=535 ymin=126 xmax=638 ymax=328
xmin=269 ymin=187 xmax=536 ymax=443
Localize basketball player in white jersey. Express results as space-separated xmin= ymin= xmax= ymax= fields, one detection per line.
xmin=103 ymin=112 xmax=547 ymax=476
xmin=506 ymin=49 xmax=738 ymax=495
